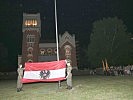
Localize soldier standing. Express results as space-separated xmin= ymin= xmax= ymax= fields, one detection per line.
xmin=17 ymin=64 xmax=24 ymax=92
xmin=66 ymin=59 xmax=72 ymax=90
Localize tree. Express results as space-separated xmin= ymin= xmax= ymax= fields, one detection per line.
xmin=87 ymin=17 xmax=133 ymax=68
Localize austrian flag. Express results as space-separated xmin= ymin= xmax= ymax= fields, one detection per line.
xmin=22 ymin=60 xmax=66 ymax=83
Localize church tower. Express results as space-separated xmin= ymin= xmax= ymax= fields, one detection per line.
xmin=22 ymin=13 xmax=41 ymax=65
xmin=59 ymin=31 xmax=78 ymax=69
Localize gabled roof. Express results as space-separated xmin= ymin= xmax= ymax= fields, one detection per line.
xmin=59 ymin=31 xmax=76 ymax=47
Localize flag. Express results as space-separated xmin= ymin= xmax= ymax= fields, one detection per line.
xmin=102 ymin=59 xmax=105 ymax=71
xmin=105 ymin=58 xmax=109 ymax=71
xmin=22 ymin=60 xmax=66 ymax=83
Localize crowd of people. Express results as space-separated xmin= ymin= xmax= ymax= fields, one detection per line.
xmin=104 ymin=65 xmax=133 ymax=76
xmin=89 ymin=65 xmax=133 ymax=76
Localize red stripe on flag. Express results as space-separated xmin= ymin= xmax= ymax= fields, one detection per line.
xmin=22 ymin=77 xmax=66 ymax=83
xmin=25 ymin=60 xmax=66 ymax=71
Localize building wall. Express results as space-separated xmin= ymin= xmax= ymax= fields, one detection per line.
xmin=60 ymin=42 xmax=77 ymax=69
xmin=59 ymin=32 xmax=78 ymax=69
xmin=22 ymin=13 xmax=41 ymax=65
xmin=38 ymin=43 xmax=57 ymax=62
xmin=21 ymin=13 xmax=78 ymax=69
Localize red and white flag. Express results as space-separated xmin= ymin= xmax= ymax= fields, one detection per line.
xmin=22 ymin=60 xmax=66 ymax=83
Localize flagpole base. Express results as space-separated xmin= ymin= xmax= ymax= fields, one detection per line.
xmin=58 ymin=81 xmax=61 ymax=88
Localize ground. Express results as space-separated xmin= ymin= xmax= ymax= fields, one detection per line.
xmin=0 ymin=76 xmax=133 ymax=100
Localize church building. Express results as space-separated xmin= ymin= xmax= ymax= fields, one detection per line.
xmin=18 ymin=13 xmax=78 ymax=69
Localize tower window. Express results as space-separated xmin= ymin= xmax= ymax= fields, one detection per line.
xmin=27 ymin=34 xmax=35 ymax=47
xmin=27 ymin=34 xmax=35 ymax=43
xmin=25 ymin=19 xmax=37 ymax=27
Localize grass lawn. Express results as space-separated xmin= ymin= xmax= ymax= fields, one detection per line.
xmin=0 ymin=76 xmax=133 ymax=100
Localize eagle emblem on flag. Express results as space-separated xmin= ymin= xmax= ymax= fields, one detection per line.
xmin=40 ymin=70 xmax=50 ymax=79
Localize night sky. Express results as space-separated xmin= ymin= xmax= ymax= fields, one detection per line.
xmin=0 ymin=0 xmax=133 ymax=70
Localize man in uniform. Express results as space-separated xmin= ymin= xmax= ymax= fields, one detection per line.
xmin=17 ymin=64 xmax=24 ymax=92
xmin=65 ymin=59 xmax=72 ymax=90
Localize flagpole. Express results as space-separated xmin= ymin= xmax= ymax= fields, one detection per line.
xmin=54 ymin=0 xmax=59 ymax=61
xmin=54 ymin=0 xmax=61 ymax=88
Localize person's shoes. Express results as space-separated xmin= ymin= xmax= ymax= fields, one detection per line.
xmin=66 ymin=86 xmax=72 ymax=90
xmin=17 ymin=88 xmax=20 ymax=92
xmin=20 ymin=88 xmax=24 ymax=91
xmin=66 ymin=87 xmax=68 ymax=89
xmin=68 ymin=86 xmax=72 ymax=90
xmin=66 ymin=86 xmax=70 ymax=89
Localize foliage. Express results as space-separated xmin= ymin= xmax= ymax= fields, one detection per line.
xmin=87 ymin=17 xmax=133 ymax=68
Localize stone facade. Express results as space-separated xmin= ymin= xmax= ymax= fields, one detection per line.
xmin=20 ymin=13 xmax=78 ymax=69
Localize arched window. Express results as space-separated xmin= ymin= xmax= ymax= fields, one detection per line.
xmin=27 ymin=59 xmax=33 ymax=62
xmin=64 ymin=45 xmax=72 ymax=58
xmin=40 ymin=49 xmax=46 ymax=55
xmin=47 ymin=48 xmax=52 ymax=55
xmin=54 ymin=48 xmax=57 ymax=54
xmin=27 ymin=47 xmax=33 ymax=55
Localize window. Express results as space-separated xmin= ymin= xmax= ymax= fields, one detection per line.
xmin=25 ymin=19 xmax=37 ymax=27
xmin=27 ymin=59 xmax=33 ymax=62
xmin=47 ymin=48 xmax=52 ymax=55
xmin=27 ymin=34 xmax=35 ymax=42
xmin=40 ymin=49 xmax=46 ymax=55
xmin=54 ymin=48 xmax=57 ymax=54
xmin=27 ymin=34 xmax=35 ymax=47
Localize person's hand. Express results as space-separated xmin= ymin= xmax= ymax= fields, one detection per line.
xmin=66 ymin=75 xmax=68 ymax=79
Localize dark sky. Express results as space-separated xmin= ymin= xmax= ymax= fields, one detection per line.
xmin=20 ymin=1 xmax=133 ymax=45
xmin=0 ymin=0 xmax=133 ymax=68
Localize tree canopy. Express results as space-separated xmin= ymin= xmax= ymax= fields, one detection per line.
xmin=87 ymin=17 xmax=133 ymax=68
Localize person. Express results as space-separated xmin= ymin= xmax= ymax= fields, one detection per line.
xmin=65 ymin=59 xmax=72 ymax=90
xmin=17 ymin=64 xmax=24 ymax=92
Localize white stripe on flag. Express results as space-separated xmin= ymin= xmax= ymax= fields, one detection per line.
xmin=23 ymin=68 xmax=66 ymax=79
